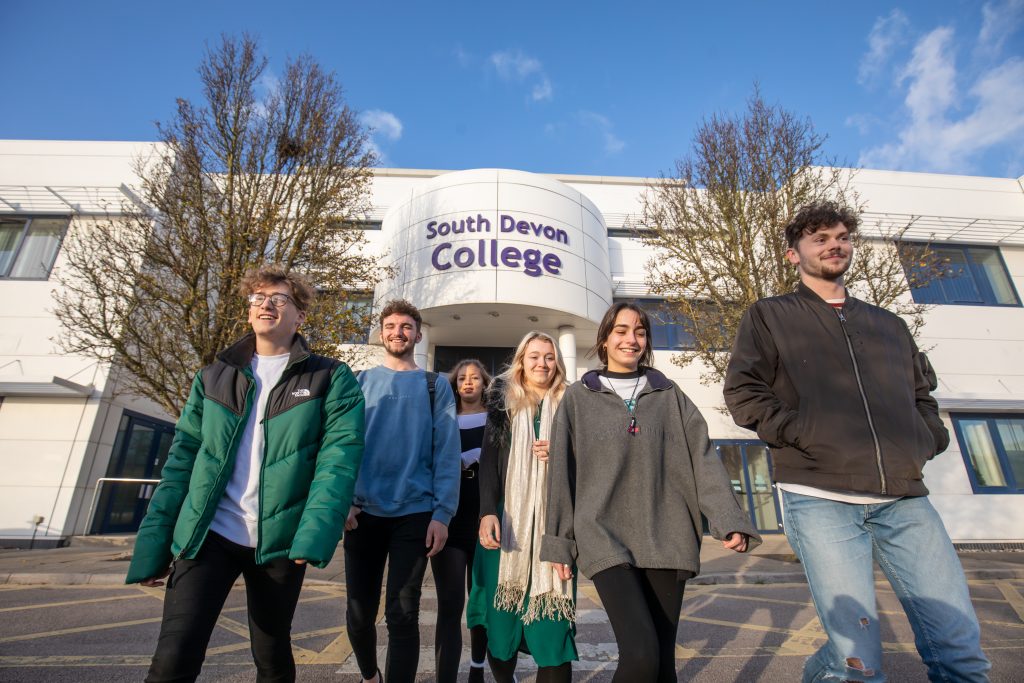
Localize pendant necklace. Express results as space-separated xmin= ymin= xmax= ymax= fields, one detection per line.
xmin=626 ymin=375 xmax=642 ymax=435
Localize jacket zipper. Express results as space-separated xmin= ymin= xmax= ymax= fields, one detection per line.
xmin=255 ymin=356 xmax=305 ymax=563
xmin=835 ymin=308 xmax=887 ymax=494
xmin=176 ymin=375 xmax=255 ymax=561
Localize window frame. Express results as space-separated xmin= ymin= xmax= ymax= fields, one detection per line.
xmin=950 ymin=412 xmax=1024 ymax=494
xmin=0 ymin=214 xmax=70 ymax=281
xmin=899 ymin=242 xmax=1020 ymax=308
xmin=613 ymin=297 xmax=695 ymax=351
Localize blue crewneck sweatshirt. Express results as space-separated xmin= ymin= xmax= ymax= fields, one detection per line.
xmin=355 ymin=366 xmax=461 ymax=524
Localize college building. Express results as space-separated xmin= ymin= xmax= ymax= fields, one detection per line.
xmin=2 ymin=139 xmax=1022 ymax=547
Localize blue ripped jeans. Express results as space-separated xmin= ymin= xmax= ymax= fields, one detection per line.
xmin=782 ymin=491 xmax=990 ymax=682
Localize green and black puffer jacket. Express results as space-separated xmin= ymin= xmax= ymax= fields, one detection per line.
xmin=126 ymin=333 xmax=364 ymax=584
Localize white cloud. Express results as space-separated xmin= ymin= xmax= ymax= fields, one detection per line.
xmin=531 ymin=77 xmax=553 ymax=102
xmin=579 ymin=111 xmax=625 ymax=154
xmin=490 ymin=50 xmax=543 ymax=79
xmin=489 ymin=50 xmax=553 ymax=102
xmin=858 ymin=9 xmax=910 ymax=86
xmin=359 ymin=109 xmax=403 ymax=141
xmin=859 ymin=24 xmax=1024 ymax=173
xmin=358 ymin=110 xmax=403 ymax=166
xmin=979 ymin=0 xmax=1024 ymax=55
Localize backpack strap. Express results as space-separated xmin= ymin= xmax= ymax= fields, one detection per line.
xmin=425 ymin=370 xmax=439 ymax=413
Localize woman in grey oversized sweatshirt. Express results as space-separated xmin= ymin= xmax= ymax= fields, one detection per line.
xmin=540 ymin=302 xmax=761 ymax=682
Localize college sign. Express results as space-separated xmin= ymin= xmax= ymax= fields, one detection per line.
xmin=428 ymin=213 xmax=568 ymax=277
xmin=375 ymin=169 xmax=613 ymax=322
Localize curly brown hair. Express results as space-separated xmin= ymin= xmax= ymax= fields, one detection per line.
xmin=238 ymin=264 xmax=316 ymax=311
xmin=378 ymin=299 xmax=422 ymax=331
xmin=784 ymin=201 xmax=859 ymax=249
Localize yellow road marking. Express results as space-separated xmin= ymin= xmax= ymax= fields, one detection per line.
xmin=995 ymin=581 xmax=1024 ymax=623
xmin=578 ymin=584 xmax=602 ymax=607
xmin=0 ymin=593 xmax=149 ymax=613
xmin=776 ymin=614 xmax=822 ymax=656
xmin=0 ymin=592 xmax=337 ymax=644
xmin=0 ymin=616 xmax=162 ymax=643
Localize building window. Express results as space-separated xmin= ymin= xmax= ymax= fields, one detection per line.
xmin=305 ymin=292 xmax=373 ymax=346
xmin=614 ymin=298 xmax=695 ymax=350
xmin=899 ymin=243 xmax=1019 ymax=306
xmin=614 ymin=298 xmax=727 ymax=351
xmin=713 ymin=440 xmax=783 ymax=533
xmin=0 ymin=216 xmax=69 ymax=280
xmin=951 ymin=414 xmax=1024 ymax=493
xmin=340 ymin=294 xmax=373 ymax=344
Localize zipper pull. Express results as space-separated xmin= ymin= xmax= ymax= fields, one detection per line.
xmin=835 ymin=308 xmax=846 ymax=323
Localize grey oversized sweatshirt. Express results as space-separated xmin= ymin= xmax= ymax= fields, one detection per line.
xmin=540 ymin=368 xmax=761 ymax=578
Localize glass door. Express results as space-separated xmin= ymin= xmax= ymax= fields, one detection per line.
xmin=94 ymin=412 xmax=175 ymax=534
xmin=715 ymin=440 xmax=783 ymax=534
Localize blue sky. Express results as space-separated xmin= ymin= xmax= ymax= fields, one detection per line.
xmin=2 ymin=1 xmax=1022 ymax=178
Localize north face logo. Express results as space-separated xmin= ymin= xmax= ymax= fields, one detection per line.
xmin=291 ymin=388 xmax=311 ymax=398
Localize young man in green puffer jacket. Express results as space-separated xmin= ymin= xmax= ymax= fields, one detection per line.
xmin=126 ymin=265 xmax=365 ymax=683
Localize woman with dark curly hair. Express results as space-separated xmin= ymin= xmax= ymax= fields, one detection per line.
xmin=431 ymin=359 xmax=491 ymax=683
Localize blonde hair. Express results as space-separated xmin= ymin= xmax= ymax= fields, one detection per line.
xmin=495 ymin=331 xmax=568 ymax=415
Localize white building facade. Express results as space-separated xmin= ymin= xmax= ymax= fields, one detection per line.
xmin=2 ymin=140 xmax=1023 ymax=546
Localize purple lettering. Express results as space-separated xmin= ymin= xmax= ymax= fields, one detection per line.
xmin=500 ymin=214 xmax=515 ymax=232
xmin=523 ymin=249 xmax=543 ymax=277
xmin=431 ymin=242 xmax=452 ymax=270
xmin=453 ymin=246 xmax=474 ymax=267
xmin=501 ymin=245 xmax=522 ymax=268
xmin=542 ymin=252 xmax=562 ymax=274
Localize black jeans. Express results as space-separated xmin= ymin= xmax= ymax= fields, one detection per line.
xmin=591 ymin=565 xmax=691 ymax=683
xmin=146 ymin=531 xmax=307 ymax=683
xmin=344 ymin=511 xmax=432 ymax=683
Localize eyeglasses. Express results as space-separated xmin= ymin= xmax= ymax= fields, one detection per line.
xmin=248 ymin=292 xmax=296 ymax=308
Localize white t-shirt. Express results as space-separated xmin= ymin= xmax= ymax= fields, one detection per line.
xmin=209 ymin=352 xmax=290 ymax=547
xmin=457 ymin=411 xmax=487 ymax=467
xmin=599 ymin=373 xmax=648 ymax=410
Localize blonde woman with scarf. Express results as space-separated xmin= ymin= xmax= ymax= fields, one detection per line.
xmin=466 ymin=331 xmax=576 ymax=683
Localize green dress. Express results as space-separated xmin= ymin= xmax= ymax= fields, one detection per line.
xmin=465 ymin=404 xmax=578 ymax=667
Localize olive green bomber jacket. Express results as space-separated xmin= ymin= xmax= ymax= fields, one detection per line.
xmin=125 ymin=334 xmax=364 ymax=584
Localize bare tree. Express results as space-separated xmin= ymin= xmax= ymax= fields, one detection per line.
xmin=641 ymin=88 xmax=934 ymax=384
xmin=55 ymin=35 xmax=383 ymax=415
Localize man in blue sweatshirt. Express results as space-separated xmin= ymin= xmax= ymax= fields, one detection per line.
xmin=344 ymin=299 xmax=461 ymax=683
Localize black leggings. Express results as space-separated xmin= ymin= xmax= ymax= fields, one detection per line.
xmin=487 ymin=653 xmax=571 ymax=683
xmin=430 ymin=541 xmax=488 ymax=683
xmin=591 ymin=565 xmax=690 ymax=683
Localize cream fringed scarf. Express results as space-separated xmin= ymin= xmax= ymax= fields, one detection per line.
xmin=493 ymin=393 xmax=575 ymax=624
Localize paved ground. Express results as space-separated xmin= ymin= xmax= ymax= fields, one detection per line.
xmin=0 ymin=536 xmax=1022 ymax=681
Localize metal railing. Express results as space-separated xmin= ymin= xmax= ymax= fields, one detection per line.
xmin=84 ymin=477 xmax=160 ymax=536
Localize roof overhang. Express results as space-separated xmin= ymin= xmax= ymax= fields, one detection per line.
xmin=0 ymin=376 xmax=95 ymax=398
xmin=935 ymin=394 xmax=1024 ymax=412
